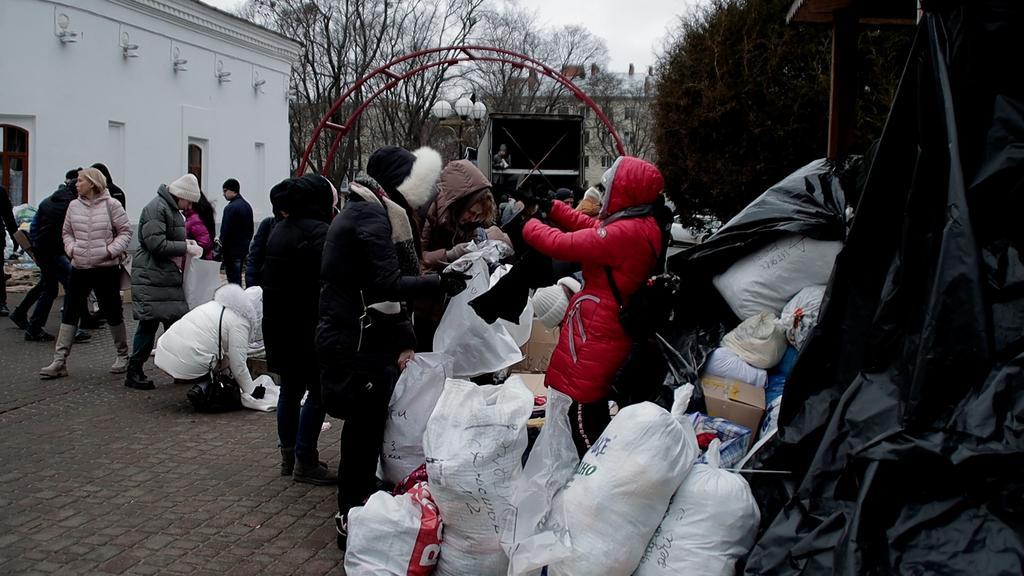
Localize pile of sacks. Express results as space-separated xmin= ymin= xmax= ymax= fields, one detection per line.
xmin=345 ymin=352 xmax=762 ymax=576
xmin=696 ymin=234 xmax=836 ymax=466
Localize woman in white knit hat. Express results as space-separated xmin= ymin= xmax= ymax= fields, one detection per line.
xmin=125 ymin=173 xmax=204 ymax=390
xmin=39 ymin=167 xmax=133 ymax=379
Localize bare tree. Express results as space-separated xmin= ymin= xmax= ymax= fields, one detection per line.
xmin=466 ymin=3 xmax=610 ymax=115
xmin=583 ymin=71 xmax=657 ymax=161
xmin=239 ymin=0 xmax=486 ymax=182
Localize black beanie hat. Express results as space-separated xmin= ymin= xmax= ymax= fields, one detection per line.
xmin=366 ymin=146 xmax=416 ymax=197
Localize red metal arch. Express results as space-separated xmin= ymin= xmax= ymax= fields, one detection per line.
xmin=297 ymin=45 xmax=625 ymax=176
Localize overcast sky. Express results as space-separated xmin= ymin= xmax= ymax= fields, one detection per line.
xmin=202 ymin=0 xmax=700 ymax=72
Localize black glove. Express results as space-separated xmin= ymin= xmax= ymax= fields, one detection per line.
xmin=439 ymin=270 xmax=472 ymax=296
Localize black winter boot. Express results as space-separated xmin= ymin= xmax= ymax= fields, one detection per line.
xmin=24 ymin=328 xmax=55 ymax=342
xmin=125 ymin=363 xmax=155 ymax=390
xmin=293 ymin=457 xmax=337 ymax=486
xmin=280 ymin=448 xmax=295 ymax=476
xmin=9 ymin=307 xmax=28 ymax=329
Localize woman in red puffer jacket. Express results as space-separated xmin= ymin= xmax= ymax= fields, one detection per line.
xmin=522 ymin=156 xmax=664 ymax=455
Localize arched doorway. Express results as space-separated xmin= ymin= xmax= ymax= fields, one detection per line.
xmin=1 ymin=125 xmax=29 ymax=204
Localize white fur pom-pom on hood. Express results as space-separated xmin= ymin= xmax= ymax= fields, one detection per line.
xmin=397 ymin=146 xmax=443 ymax=211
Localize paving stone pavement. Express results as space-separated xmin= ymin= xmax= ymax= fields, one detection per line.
xmin=0 ymin=293 xmax=346 ymax=575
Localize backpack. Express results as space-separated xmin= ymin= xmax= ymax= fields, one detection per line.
xmin=603 ymin=197 xmax=682 ymax=409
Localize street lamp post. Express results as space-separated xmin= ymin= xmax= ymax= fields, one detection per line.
xmin=431 ymin=95 xmax=487 ymax=160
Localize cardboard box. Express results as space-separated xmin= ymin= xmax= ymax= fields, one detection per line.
xmin=700 ymin=375 xmax=767 ymax=434
xmin=511 ymin=319 xmax=560 ymax=373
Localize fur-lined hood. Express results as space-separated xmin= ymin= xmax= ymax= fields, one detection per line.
xmin=213 ymin=284 xmax=258 ymax=326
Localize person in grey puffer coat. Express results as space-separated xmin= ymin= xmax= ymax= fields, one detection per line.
xmin=126 ymin=173 xmax=204 ymax=390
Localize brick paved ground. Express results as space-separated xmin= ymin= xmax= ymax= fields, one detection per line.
xmin=0 ymin=292 xmax=346 ymax=575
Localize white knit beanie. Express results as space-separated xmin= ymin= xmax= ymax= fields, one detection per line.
xmin=168 ymin=173 xmax=201 ymax=203
xmin=532 ymin=277 xmax=583 ymax=329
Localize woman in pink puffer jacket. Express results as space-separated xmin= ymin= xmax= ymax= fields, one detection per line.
xmin=39 ymin=167 xmax=134 ymax=379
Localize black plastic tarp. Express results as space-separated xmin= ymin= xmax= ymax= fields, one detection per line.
xmin=745 ymin=2 xmax=1024 ymax=574
xmin=668 ymin=156 xmax=858 ymax=278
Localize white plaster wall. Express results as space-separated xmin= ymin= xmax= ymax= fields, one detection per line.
xmin=0 ymin=0 xmax=297 ymax=224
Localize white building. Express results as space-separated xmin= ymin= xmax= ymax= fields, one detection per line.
xmin=0 ymin=0 xmax=299 ymax=222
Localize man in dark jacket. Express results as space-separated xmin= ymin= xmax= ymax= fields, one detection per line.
xmin=244 ymin=214 xmax=277 ymax=287
xmin=220 ymin=178 xmax=254 ymax=285
xmin=126 ymin=174 xmax=203 ymax=390
xmin=316 ymin=176 xmax=466 ymax=550
xmin=91 ymin=163 xmax=126 ymax=209
xmin=9 ymin=170 xmax=88 ymax=341
xmin=263 ymin=174 xmax=335 ymax=485
xmin=0 ymin=183 xmax=20 ymax=316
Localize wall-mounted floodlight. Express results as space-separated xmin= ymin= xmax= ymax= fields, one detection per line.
xmin=216 ymin=60 xmax=231 ymax=83
xmin=173 ymin=47 xmax=188 ymax=72
xmin=121 ymin=32 xmax=138 ymax=58
xmin=57 ymin=13 xmax=79 ymax=44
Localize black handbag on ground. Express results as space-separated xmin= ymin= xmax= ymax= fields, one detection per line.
xmin=186 ymin=306 xmax=243 ymax=413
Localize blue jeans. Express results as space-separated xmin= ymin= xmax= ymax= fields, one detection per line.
xmin=224 ymin=255 xmax=245 ymax=285
xmin=277 ymin=367 xmax=326 ymax=464
xmin=28 ymin=255 xmax=72 ymax=332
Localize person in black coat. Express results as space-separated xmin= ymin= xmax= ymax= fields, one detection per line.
xmin=220 ymin=178 xmax=254 ymax=285
xmin=91 ymin=163 xmax=126 ymax=209
xmin=263 ymin=174 xmax=336 ymax=485
xmin=244 ymin=214 xmax=278 ymax=288
xmin=316 ymin=176 xmax=467 ymax=550
xmin=0 ymin=183 xmax=20 ymax=316
xmin=9 ymin=171 xmax=86 ymax=341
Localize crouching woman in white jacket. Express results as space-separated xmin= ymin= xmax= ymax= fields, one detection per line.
xmin=155 ymin=284 xmax=277 ymax=411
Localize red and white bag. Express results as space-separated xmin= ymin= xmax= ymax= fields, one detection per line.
xmin=344 ymin=482 xmax=442 ymax=576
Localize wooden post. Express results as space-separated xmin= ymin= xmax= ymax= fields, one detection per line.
xmin=828 ymin=9 xmax=858 ymax=159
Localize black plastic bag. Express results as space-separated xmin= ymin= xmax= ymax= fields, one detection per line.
xmin=745 ymin=2 xmax=1024 ymax=573
xmin=669 ymin=156 xmax=858 ymax=278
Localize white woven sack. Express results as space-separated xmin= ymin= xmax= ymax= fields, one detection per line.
xmin=713 ymin=235 xmax=841 ymax=319
xmin=547 ymin=391 xmax=699 ymax=576
xmin=424 ymin=377 xmax=533 ymax=576
xmin=635 ymin=440 xmax=760 ymax=576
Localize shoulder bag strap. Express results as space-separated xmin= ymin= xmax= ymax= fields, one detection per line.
xmin=211 ymin=306 xmax=226 ymax=372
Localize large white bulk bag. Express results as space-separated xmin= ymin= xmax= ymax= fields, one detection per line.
xmin=713 ymin=234 xmax=841 ymax=320
xmin=635 ymin=440 xmax=760 ymax=576
xmin=423 ymin=377 xmax=533 ymax=576
xmin=547 ymin=390 xmax=700 ymax=576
